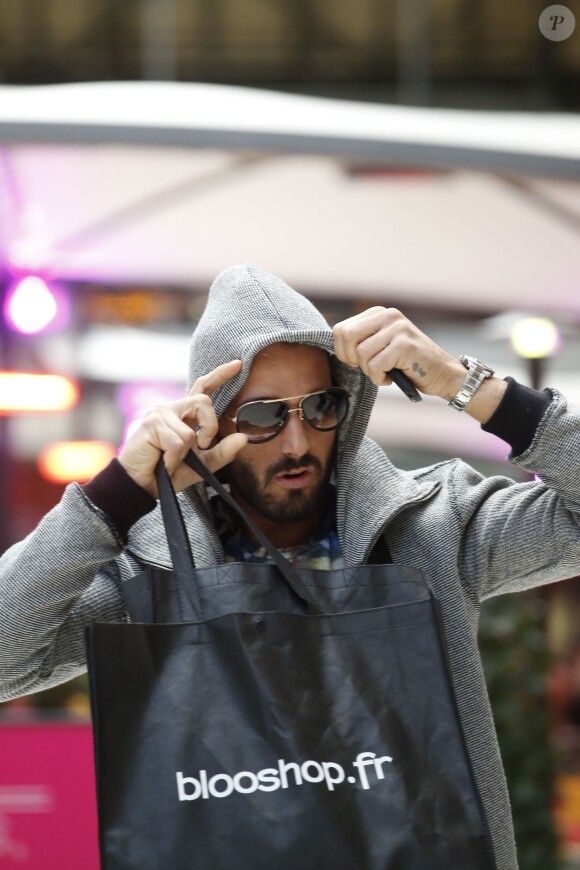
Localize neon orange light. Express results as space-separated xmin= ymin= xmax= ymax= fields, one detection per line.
xmin=0 ymin=372 xmax=80 ymax=414
xmin=38 ymin=441 xmax=117 ymax=484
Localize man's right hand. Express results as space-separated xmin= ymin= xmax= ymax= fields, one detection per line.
xmin=118 ymin=359 xmax=248 ymax=498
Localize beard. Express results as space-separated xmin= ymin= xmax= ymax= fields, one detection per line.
xmin=225 ymin=447 xmax=335 ymax=525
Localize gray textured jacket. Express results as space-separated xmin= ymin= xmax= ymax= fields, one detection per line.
xmin=2 ymin=264 xmax=580 ymax=870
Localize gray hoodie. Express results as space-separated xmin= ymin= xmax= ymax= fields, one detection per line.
xmin=2 ymin=263 xmax=580 ymax=870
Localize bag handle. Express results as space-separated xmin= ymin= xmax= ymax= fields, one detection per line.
xmin=155 ymin=454 xmax=202 ymax=620
xmin=155 ymin=451 xmax=321 ymax=613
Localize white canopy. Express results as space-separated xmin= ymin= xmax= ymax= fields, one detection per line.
xmin=1 ymin=81 xmax=579 ymax=313
xmin=1 ymin=81 xmax=579 ymax=170
xmin=1 ymin=82 xmax=579 ymax=461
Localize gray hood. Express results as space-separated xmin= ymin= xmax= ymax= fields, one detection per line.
xmin=187 ymin=263 xmax=378 ymax=474
xmin=123 ymin=262 xmax=439 ymax=570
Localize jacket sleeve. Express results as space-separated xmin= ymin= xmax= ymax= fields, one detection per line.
xmin=455 ymin=388 xmax=580 ymax=600
xmin=0 ymin=483 xmax=127 ymax=701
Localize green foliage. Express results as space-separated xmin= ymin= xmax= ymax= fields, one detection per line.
xmin=480 ymin=592 xmax=562 ymax=870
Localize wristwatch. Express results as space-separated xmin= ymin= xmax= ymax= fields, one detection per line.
xmin=448 ymin=355 xmax=495 ymax=412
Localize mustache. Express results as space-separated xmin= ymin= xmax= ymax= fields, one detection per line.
xmin=267 ymin=455 xmax=322 ymax=482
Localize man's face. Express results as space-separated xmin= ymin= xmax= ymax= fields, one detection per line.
xmin=219 ymin=343 xmax=337 ymax=525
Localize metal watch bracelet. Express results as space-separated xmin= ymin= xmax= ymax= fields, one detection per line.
xmin=448 ymin=355 xmax=495 ymax=412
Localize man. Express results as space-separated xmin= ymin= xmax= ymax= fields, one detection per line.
xmin=1 ymin=263 xmax=579 ymax=869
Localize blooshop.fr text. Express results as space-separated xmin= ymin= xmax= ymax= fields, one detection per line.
xmin=176 ymin=751 xmax=393 ymax=801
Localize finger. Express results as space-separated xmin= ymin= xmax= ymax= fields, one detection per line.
xmin=333 ymin=322 xmax=360 ymax=367
xmin=355 ymin=327 xmax=401 ymax=380
xmin=189 ymin=359 xmax=243 ymax=397
xmin=143 ymin=409 xmax=199 ymax=474
xmin=161 ymin=393 xmax=218 ymax=449
xmin=202 ymin=432 xmax=248 ymax=473
xmin=333 ymin=309 xmax=390 ymax=367
xmin=176 ymin=394 xmax=219 ymax=448
xmin=119 ymin=410 xmax=199 ymax=496
xmin=167 ymin=431 xmax=249 ymax=494
xmin=364 ymin=347 xmax=401 ymax=386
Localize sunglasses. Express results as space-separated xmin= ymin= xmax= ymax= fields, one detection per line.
xmin=224 ymin=387 xmax=351 ymax=444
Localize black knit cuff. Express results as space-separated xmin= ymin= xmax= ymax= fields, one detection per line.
xmin=82 ymin=458 xmax=157 ymax=541
xmin=481 ymin=377 xmax=552 ymax=456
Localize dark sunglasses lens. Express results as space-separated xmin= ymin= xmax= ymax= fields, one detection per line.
xmin=236 ymin=401 xmax=287 ymax=441
xmin=302 ymin=389 xmax=349 ymax=430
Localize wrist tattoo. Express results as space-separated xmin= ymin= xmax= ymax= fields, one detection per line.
xmin=412 ymin=362 xmax=427 ymax=378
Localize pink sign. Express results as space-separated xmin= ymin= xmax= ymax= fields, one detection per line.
xmin=0 ymin=723 xmax=99 ymax=869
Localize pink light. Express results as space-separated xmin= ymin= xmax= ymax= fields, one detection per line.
xmin=4 ymin=276 xmax=70 ymax=335
xmin=117 ymin=382 xmax=184 ymax=450
xmin=117 ymin=382 xmax=184 ymax=417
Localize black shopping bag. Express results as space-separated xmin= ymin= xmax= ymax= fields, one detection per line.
xmin=86 ymin=451 xmax=496 ymax=870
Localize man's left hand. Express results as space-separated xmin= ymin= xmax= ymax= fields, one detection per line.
xmin=332 ymin=306 xmax=465 ymax=400
xmin=332 ymin=306 xmax=508 ymax=423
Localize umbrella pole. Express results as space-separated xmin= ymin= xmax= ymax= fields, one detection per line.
xmin=141 ymin=0 xmax=178 ymax=81
xmin=397 ymin=0 xmax=432 ymax=105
